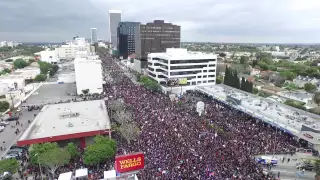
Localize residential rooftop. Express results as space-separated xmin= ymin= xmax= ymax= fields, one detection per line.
xmin=19 ymin=100 xmax=110 ymax=141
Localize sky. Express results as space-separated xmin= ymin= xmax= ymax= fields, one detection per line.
xmin=1 ymin=0 xmax=320 ymax=43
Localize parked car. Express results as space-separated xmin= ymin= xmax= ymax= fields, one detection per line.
xmin=296 ymin=162 xmax=314 ymax=171
xmin=6 ymin=116 xmax=19 ymax=121
xmin=0 ymin=126 xmax=4 ymax=132
xmin=10 ymin=145 xmax=27 ymax=152
xmin=0 ymin=121 xmax=9 ymax=126
xmin=8 ymin=148 xmax=23 ymax=155
xmin=5 ymin=153 xmax=19 ymax=159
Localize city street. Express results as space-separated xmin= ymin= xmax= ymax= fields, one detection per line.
xmin=0 ymin=106 xmax=39 ymax=158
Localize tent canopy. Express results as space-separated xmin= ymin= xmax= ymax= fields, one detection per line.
xmin=58 ymin=172 xmax=72 ymax=180
xmin=104 ymin=170 xmax=116 ymax=179
xmin=75 ymin=168 xmax=88 ymax=178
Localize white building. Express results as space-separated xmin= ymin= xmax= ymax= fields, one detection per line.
xmin=0 ymin=76 xmax=25 ymax=90
xmin=90 ymin=28 xmax=98 ymax=44
xmin=56 ymin=37 xmax=94 ymax=60
xmin=0 ymin=82 xmax=9 ymax=96
xmin=74 ymin=53 xmax=103 ymax=95
xmin=40 ymin=50 xmax=59 ymax=64
xmin=147 ymin=48 xmax=217 ymax=93
xmin=14 ymin=67 xmax=40 ymax=80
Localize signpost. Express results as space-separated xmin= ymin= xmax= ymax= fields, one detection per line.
xmin=115 ymin=152 xmax=145 ymax=173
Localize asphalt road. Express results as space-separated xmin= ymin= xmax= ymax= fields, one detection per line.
xmin=271 ymin=164 xmax=315 ymax=180
xmin=0 ymin=106 xmax=40 ymax=159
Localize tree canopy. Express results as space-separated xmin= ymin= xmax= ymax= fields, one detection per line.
xmin=38 ymin=147 xmax=71 ymax=179
xmin=0 ymin=101 xmax=10 ymax=112
xmin=0 ymin=159 xmax=20 ymax=174
xmin=304 ymin=83 xmax=317 ymax=93
xmin=13 ymin=59 xmax=28 ymax=69
xmin=139 ymin=75 xmax=161 ymax=92
xmin=67 ymin=142 xmax=80 ymax=159
xmin=29 ymin=142 xmax=60 ymax=165
xmin=240 ymin=56 xmax=249 ymax=64
xmin=34 ymin=74 xmax=47 ymax=82
xmin=38 ymin=61 xmax=59 ymax=76
xmin=83 ymin=136 xmax=117 ymax=166
xmin=313 ymin=92 xmax=320 ymax=106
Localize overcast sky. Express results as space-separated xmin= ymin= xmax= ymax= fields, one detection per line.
xmin=1 ymin=0 xmax=320 ymax=43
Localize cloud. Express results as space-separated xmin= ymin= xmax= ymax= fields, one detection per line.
xmin=0 ymin=0 xmax=320 ymax=43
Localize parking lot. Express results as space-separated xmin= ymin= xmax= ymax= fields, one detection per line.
xmin=0 ymin=83 xmax=78 ymax=159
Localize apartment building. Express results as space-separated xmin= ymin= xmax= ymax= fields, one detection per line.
xmin=140 ymin=20 xmax=181 ymax=58
xmin=147 ymin=48 xmax=217 ymax=93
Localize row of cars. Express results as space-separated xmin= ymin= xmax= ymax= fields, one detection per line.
xmin=4 ymin=145 xmax=27 ymax=160
xmin=0 ymin=115 xmax=19 ymax=132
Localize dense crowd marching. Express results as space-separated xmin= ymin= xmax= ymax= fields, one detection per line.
xmin=100 ymin=52 xmax=299 ymax=180
xmin=3 ymin=51 xmax=303 ymax=180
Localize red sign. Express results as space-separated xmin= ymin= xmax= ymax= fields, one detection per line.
xmin=115 ymin=152 xmax=144 ymax=173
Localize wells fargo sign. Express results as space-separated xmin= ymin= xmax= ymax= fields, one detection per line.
xmin=115 ymin=152 xmax=145 ymax=173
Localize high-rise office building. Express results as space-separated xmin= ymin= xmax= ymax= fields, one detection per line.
xmin=140 ymin=20 xmax=181 ymax=58
xmin=90 ymin=28 xmax=98 ymax=44
xmin=108 ymin=10 xmax=122 ymax=49
xmin=118 ymin=22 xmax=141 ymax=59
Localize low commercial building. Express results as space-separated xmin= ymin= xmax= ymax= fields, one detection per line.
xmin=56 ymin=37 xmax=95 ymax=60
xmin=74 ymin=53 xmax=103 ymax=95
xmin=13 ymin=67 xmax=40 ymax=80
xmin=17 ymin=100 xmax=111 ymax=148
xmin=147 ymin=48 xmax=217 ymax=94
xmin=0 ymin=76 xmax=25 ymax=90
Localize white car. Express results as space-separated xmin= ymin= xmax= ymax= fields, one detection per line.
xmin=0 ymin=121 xmax=9 ymax=126
xmin=0 ymin=126 xmax=4 ymax=132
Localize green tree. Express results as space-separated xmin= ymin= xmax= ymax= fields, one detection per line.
xmin=83 ymin=136 xmax=116 ymax=166
xmin=3 ymin=68 xmax=11 ymax=74
xmin=139 ymin=75 xmax=161 ymax=92
xmin=284 ymin=100 xmax=306 ymax=110
xmin=34 ymin=74 xmax=47 ymax=82
xmin=253 ymin=87 xmax=259 ymax=94
xmin=257 ymin=61 xmax=268 ymax=70
xmin=313 ymin=92 xmax=320 ymax=106
xmin=280 ymin=70 xmax=297 ymax=81
xmin=13 ymin=59 xmax=28 ymax=69
xmin=252 ymin=60 xmax=258 ymax=67
xmin=38 ymin=147 xmax=71 ymax=179
xmin=38 ymin=61 xmax=52 ymax=74
xmin=240 ymin=56 xmax=249 ymax=64
xmin=0 ymin=159 xmax=20 ymax=174
xmin=0 ymin=101 xmax=10 ymax=112
xmin=216 ymin=76 xmax=223 ymax=84
xmin=304 ymin=83 xmax=317 ymax=93
xmin=29 ymin=142 xmax=60 ymax=165
xmin=66 ymin=143 xmax=80 ymax=159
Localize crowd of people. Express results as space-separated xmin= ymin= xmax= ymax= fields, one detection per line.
xmin=3 ymin=51 xmax=303 ymax=180
xmin=101 ymin=52 xmax=299 ymax=180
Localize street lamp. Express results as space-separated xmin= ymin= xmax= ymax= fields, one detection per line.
xmin=34 ymin=153 xmax=43 ymax=180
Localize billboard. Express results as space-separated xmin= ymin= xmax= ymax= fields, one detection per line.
xmin=167 ymin=78 xmax=188 ymax=87
xmin=178 ymin=78 xmax=188 ymax=85
xmin=115 ymin=152 xmax=145 ymax=173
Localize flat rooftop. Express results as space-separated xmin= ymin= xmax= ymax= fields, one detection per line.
xmin=23 ymin=83 xmax=77 ymax=106
xmin=19 ymin=100 xmax=110 ymax=142
xmin=197 ymin=85 xmax=320 ymax=134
